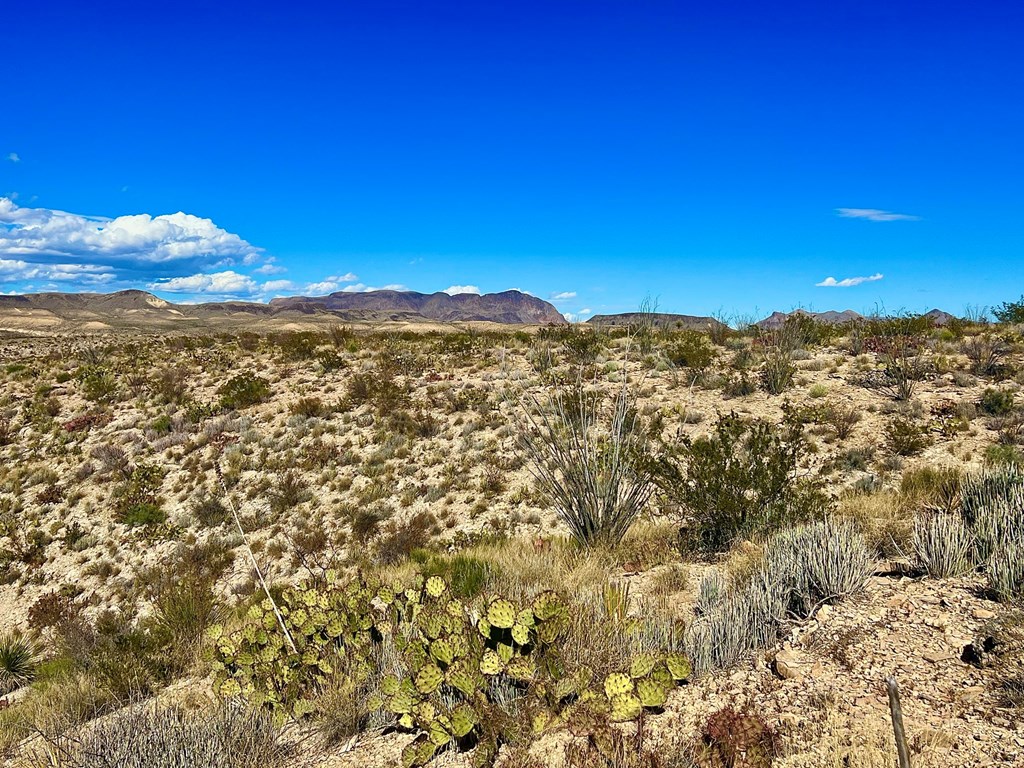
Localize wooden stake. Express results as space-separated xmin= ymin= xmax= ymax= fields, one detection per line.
xmin=887 ymin=676 xmax=912 ymax=768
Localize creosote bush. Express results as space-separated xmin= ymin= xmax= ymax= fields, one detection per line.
xmin=660 ymin=412 xmax=830 ymax=553
xmin=217 ymin=373 xmax=271 ymax=410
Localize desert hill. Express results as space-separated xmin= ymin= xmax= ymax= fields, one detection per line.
xmin=0 ymin=289 xmax=566 ymax=331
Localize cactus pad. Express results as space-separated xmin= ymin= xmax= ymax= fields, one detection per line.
xmin=636 ymin=678 xmax=669 ymax=708
xmin=415 ymin=663 xmax=443 ymax=694
xmin=666 ymin=653 xmax=692 ymax=681
xmin=480 ymin=649 xmax=504 ymax=675
xmin=609 ymin=692 xmax=643 ymax=722
xmin=486 ymin=598 xmax=516 ymax=629
xmin=425 ymin=576 xmax=447 ymax=598
xmin=604 ymin=672 xmax=634 ymax=699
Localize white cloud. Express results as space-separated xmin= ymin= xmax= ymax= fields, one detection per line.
xmin=816 ymin=273 xmax=884 ymax=288
xmin=7 ymin=153 xmax=19 ymax=163
xmin=550 ymin=291 xmax=576 ymax=301
xmin=327 ymin=273 xmax=358 ymax=283
xmin=0 ymin=197 xmax=264 ymax=265
xmin=261 ymin=279 xmax=295 ymax=292
xmin=305 ymin=280 xmax=340 ymax=295
xmin=148 ymin=270 xmax=260 ymax=295
xmin=0 ymin=258 xmax=114 ymax=284
xmin=340 ymin=283 xmax=407 ymax=293
xmin=443 ymin=285 xmax=481 ymax=295
xmin=253 ymin=261 xmax=286 ymax=275
xmin=579 ymin=308 xmax=592 ymax=315
xmin=836 ymin=208 xmax=920 ymax=222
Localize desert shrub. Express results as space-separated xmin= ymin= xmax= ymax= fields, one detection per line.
xmin=722 ymin=371 xmax=756 ymax=398
xmin=985 ymin=444 xmax=1024 ymax=469
xmin=290 ymin=396 xmax=330 ymax=418
xmin=61 ymin=702 xmax=288 ymax=768
xmin=885 ymin=417 xmax=931 ymax=456
xmin=963 ymin=332 xmax=1010 ymax=376
xmin=814 ymin=400 xmax=861 ymax=440
xmin=913 ymin=510 xmax=975 ymax=577
xmin=757 ymin=328 xmax=796 ymax=395
xmin=374 ymin=511 xmax=439 ymax=564
xmin=0 ymin=631 xmax=39 ymax=695
xmin=994 ymin=294 xmax=1024 ymax=324
xmin=151 ymin=366 xmax=189 ymax=403
xmin=268 ymin=470 xmax=310 ymax=514
xmin=664 ymin=330 xmax=714 ymax=381
xmin=684 ymin=520 xmax=870 ymax=674
xmin=191 ymin=493 xmax=230 ymax=527
xmin=516 ymin=380 xmax=655 ymax=548
xmin=53 ymin=607 xmax=171 ymax=701
xmin=660 ymin=413 xmax=829 ymax=553
xmin=862 ymin=315 xmax=930 ymax=400
xmin=217 ymin=373 xmax=271 ymax=410
xmin=77 ymin=365 xmax=118 ymax=403
xmin=562 ymin=328 xmax=603 ymax=365
xmin=113 ymin=463 xmax=165 ymax=527
xmin=980 ymin=387 xmax=1016 ymax=416
xmin=899 ymin=465 xmax=962 ymax=513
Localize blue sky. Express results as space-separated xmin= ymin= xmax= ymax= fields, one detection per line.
xmin=2 ymin=1 xmax=1022 ymax=320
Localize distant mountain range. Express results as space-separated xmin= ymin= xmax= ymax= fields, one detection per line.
xmin=756 ymin=308 xmax=957 ymax=328
xmin=0 ymin=289 xmax=567 ymax=332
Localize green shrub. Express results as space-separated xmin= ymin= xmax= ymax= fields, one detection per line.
xmin=913 ymin=510 xmax=975 ymax=577
xmin=113 ymin=463 xmax=165 ymax=527
xmin=217 ymin=373 xmax=271 ymax=410
xmin=77 ymin=365 xmax=118 ymax=403
xmin=660 ymin=413 xmax=830 ymax=553
xmin=994 ymin=294 xmax=1024 ymax=324
xmin=885 ymin=417 xmax=931 ymax=456
xmin=980 ymin=388 xmax=1016 ymax=416
xmin=664 ymin=331 xmax=714 ymax=380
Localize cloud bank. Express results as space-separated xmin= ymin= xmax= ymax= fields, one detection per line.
xmin=443 ymin=285 xmax=481 ymax=295
xmin=835 ymin=208 xmax=920 ymax=222
xmin=816 ymin=273 xmax=884 ymax=288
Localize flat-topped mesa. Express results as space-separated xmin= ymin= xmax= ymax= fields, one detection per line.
xmin=268 ymin=289 xmax=567 ymax=324
xmin=586 ymin=312 xmax=728 ymax=332
xmin=756 ymin=308 xmax=958 ymax=328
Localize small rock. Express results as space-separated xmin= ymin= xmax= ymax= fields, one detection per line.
xmin=973 ymin=608 xmax=997 ymax=620
xmin=923 ymin=649 xmax=953 ymax=663
xmin=774 ymin=648 xmax=812 ymax=681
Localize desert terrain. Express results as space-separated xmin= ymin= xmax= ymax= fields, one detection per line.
xmin=0 ymin=301 xmax=1021 ymax=767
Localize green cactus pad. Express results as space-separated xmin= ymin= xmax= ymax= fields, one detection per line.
xmin=450 ymin=704 xmax=477 ymax=738
xmin=506 ymin=656 xmax=537 ymax=681
xmin=428 ymin=720 xmax=452 ymax=746
xmin=511 ymin=622 xmax=531 ymax=646
xmin=629 ymin=653 xmax=658 ymax=679
xmin=477 ymin=616 xmax=492 ymax=639
xmin=486 ymin=598 xmax=516 ymax=629
xmin=415 ymin=663 xmax=444 ymax=694
xmin=666 ymin=653 xmax=692 ymax=681
xmin=387 ymin=688 xmax=417 ymax=714
xmin=604 ymin=672 xmax=634 ymax=699
xmin=636 ymin=678 xmax=669 ymax=708
xmin=413 ymin=701 xmax=436 ymax=724
xmin=532 ymin=590 xmax=565 ymax=621
xmin=480 ymin=649 xmax=505 ymax=675
xmin=447 ymin=661 xmax=483 ymax=696
xmin=430 ymin=639 xmax=454 ymax=665
xmin=496 ymin=642 xmax=514 ymax=664
xmin=425 ymin=576 xmax=447 ymax=598
xmin=517 ymin=608 xmax=536 ymax=627
xmin=609 ymin=692 xmax=643 ymax=722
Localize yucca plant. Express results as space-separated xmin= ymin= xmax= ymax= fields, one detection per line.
xmin=0 ymin=631 xmax=39 ymax=695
